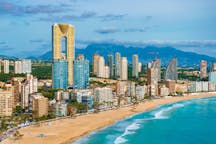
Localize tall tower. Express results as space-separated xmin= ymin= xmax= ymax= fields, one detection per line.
xmin=132 ymin=54 xmax=139 ymax=78
xmin=164 ymin=57 xmax=178 ymax=81
xmin=200 ymin=60 xmax=207 ymax=78
xmin=115 ymin=52 xmax=121 ymax=79
xmin=52 ymin=24 xmax=75 ymax=88
xmin=108 ymin=55 xmax=114 ymax=78
xmin=121 ymin=57 xmax=128 ymax=80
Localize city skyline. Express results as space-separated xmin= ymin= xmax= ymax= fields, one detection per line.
xmin=0 ymin=0 xmax=216 ymax=58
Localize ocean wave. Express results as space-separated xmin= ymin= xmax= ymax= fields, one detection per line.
xmin=114 ymin=122 xmax=140 ymax=144
xmin=153 ymin=103 xmax=184 ymax=119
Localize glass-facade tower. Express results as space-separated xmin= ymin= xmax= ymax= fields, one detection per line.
xmin=73 ymin=58 xmax=89 ymax=89
xmin=53 ymin=59 xmax=68 ymax=89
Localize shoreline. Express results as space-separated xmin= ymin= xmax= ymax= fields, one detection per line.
xmin=2 ymin=93 xmax=216 ymax=144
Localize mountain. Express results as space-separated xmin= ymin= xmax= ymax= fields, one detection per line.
xmin=38 ymin=43 xmax=216 ymax=67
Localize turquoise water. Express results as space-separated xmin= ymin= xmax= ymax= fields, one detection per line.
xmin=73 ymin=97 xmax=216 ymax=144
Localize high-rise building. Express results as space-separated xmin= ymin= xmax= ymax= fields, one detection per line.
xmin=147 ymin=62 xmax=158 ymax=96
xmin=97 ymin=56 xmax=105 ymax=78
xmin=52 ymin=24 xmax=75 ymax=88
xmin=115 ymin=52 xmax=121 ymax=79
xmin=200 ymin=60 xmax=207 ymax=78
xmin=138 ymin=62 xmax=142 ymax=73
xmin=104 ymin=66 xmax=110 ymax=79
xmin=93 ymin=54 xmax=100 ymax=75
xmin=14 ymin=61 xmax=22 ymax=74
xmin=73 ymin=57 xmax=89 ymax=89
xmin=108 ymin=55 xmax=114 ymax=77
xmin=31 ymin=93 xmax=48 ymax=118
xmin=22 ymin=59 xmax=32 ymax=73
xmin=165 ymin=57 xmax=178 ymax=81
xmin=11 ymin=78 xmax=22 ymax=106
xmin=121 ymin=57 xmax=128 ymax=80
xmin=4 ymin=60 xmax=9 ymax=73
xmin=153 ymin=58 xmax=161 ymax=81
xmin=132 ymin=54 xmax=139 ymax=78
xmin=53 ymin=59 xmax=68 ymax=89
xmin=0 ymin=85 xmax=14 ymax=116
xmin=21 ymin=74 xmax=38 ymax=108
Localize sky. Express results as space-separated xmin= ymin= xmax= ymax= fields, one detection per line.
xmin=0 ymin=0 xmax=216 ymax=58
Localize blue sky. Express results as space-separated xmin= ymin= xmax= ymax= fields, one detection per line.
xmin=0 ymin=0 xmax=216 ymax=57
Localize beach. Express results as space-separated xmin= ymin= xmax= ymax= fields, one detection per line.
xmin=2 ymin=93 xmax=216 ymax=144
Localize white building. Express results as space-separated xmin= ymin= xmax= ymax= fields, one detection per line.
xmin=159 ymin=85 xmax=169 ymax=96
xmin=104 ymin=66 xmax=110 ymax=79
xmin=138 ymin=62 xmax=142 ymax=73
xmin=135 ymin=86 xmax=145 ymax=100
xmin=21 ymin=74 xmax=38 ymax=108
xmin=94 ymin=87 xmax=113 ymax=109
xmin=121 ymin=57 xmax=128 ymax=80
xmin=4 ymin=60 xmax=9 ymax=73
xmin=14 ymin=61 xmax=22 ymax=74
xmin=97 ymin=56 xmax=105 ymax=78
xmin=22 ymin=59 xmax=32 ymax=74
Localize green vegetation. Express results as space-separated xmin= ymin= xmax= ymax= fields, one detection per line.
xmin=38 ymin=88 xmax=58 ymax=100
xmin=32 ymin=65 xmax=52 ymax=80
xmin=0 ymin=73 xmax=25 ymax=82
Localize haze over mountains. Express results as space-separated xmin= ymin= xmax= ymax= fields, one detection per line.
xmin=1 ymin=43 xmax=216 ymax=67
xmin=37 ymin=44 xmax=216 ymax=67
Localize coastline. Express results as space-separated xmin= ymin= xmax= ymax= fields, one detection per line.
xmin=2 ymin=93 xmax=216 ymax=144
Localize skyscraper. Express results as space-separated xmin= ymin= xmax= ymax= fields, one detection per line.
xmin=153 ymin=58 xmax=161 ymax=81
xmin=52 ymin=24 xmax=75 ymax=88
xmin=14 ymin=61 xmax=22 ymax=74
xmin=93 ymin=54 xmax=100 ymax=75
xmin=115 ymin=52 xmax=121 ymax=79
xmin=73 ymin=56 xmax=89 ymax=89
xmin=97 ymin=56 xmax=105 ymax=78
xmin=4 ymin=60 xmax=9 ymax=73
xmin=132 ymin=54 xmax=139 ymax=78
xmin=165 ymin=57 xmax=178 ymax=81
xmin=108 ymin=55 xmax=114 ymax=77
xmin=121 ymin=57 xmax=128 ymax=80
xmin=147 ymin=62 xmax=159 ymax=96
xmin=200 ymin=60 xmax=207 ymax=78
xmin=21 ymin=74 xmax=38 ymax=108
xmin=138 ymin=62 xmax=142 ymax=73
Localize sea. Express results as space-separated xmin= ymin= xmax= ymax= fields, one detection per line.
xmin=72 ymin=97 xmax=216 ymax=144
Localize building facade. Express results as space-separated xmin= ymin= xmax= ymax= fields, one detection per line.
xmin=73 ymin=57 xmax=89 ymax=89
xmin=52 ymin=24 xmax=75 ymax=88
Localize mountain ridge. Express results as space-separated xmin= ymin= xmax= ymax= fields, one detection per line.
xmin=37 ymin=43 xmax=216 ymax=67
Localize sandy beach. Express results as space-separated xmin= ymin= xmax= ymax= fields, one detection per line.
xmin=2 ymin=93 xmax=216 ymax=144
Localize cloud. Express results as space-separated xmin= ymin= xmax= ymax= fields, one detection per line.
xmin=99 ymin=14 xmax=127 ymax=21
xmin=95 ymin=27 xmax=120 ymax=34
xmin=0 ymin=41 xmax=6 ymax=45
xmin=29 ymin=39 xmax=44 ymax=43
xmin=124 ymin=27 xmax=151 ymax=32
xmin=0 ymin=1 xmax=73 ymax=16
xmin=39 ymin=11 xmax=97 ymax=22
